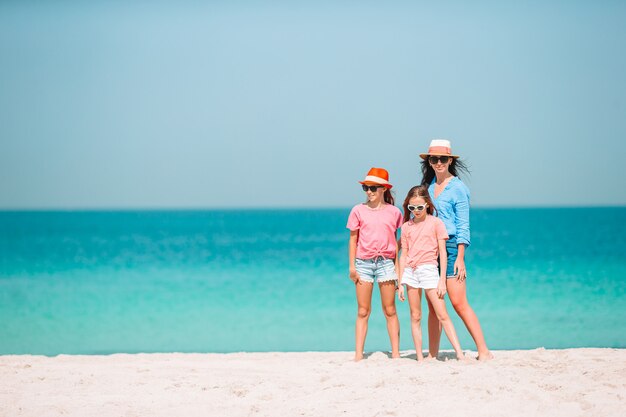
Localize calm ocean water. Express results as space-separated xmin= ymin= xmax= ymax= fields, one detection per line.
xmin=1 ymin=208 xmax=625 ymax=355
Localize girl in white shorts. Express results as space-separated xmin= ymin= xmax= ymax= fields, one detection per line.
xmin=397 ymin=185 xmax=465 ymax=361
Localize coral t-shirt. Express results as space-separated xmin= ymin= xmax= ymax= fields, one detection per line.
xmin=400 ymin=215 xmax=449 ymax=268
xmin=346 ymin=203 xmax=403 ymax=259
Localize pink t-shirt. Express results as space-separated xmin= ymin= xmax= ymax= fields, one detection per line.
xmin=346 ymin=203 xmax=403 ymax=259
xmin=400 ymin=215 xmax=449 ymax=268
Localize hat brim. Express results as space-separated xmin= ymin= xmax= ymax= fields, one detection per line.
xmin=419 ymin=153 xmax=460 ymax=160
xmin=359 ymin=181 xmax=393 ymax=189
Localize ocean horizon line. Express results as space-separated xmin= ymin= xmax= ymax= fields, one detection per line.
xmin=1 ymin=204 xmax=625 ymax=212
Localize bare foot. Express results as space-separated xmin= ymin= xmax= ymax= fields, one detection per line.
xmin=424 ymin=354 xmax=438 ymax=361
xmin=477 ymin=351 xmax=494 ymax=361
xmin=354 ymin=353 xmax=364 ymax=362
xmin=391 ymin=353 xmax=401 ymax=359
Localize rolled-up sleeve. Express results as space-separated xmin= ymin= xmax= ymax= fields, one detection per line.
xmin=400 ymin=226 xmax=408 ymax=250
xmin=346 ymin=206 xmax=361 ymax=231
xmin=453 ymin=186 xmax=471 ymax=246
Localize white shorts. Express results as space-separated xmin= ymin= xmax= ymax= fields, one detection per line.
xmin=402 ymin=264 xmax=440 ymax=289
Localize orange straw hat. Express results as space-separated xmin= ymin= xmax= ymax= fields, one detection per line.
xmin=359 ymin=167 xmax=393 ymax=189
xmin=419 ymin=139 xmax=460 ymax=159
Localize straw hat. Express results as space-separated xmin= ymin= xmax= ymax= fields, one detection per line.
xmin=359 ymin=167 xmax=393 ymax=189
xmin=419 ymin=139 xmax=460 ymax=159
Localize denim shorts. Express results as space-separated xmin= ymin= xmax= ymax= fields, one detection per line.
xmin=355 ymin=257 xmax=397 ymax=284
xmin=445 ymin=236 xmax=458 ymax=278
xmin=402 ymin=264 xmax=439 ymax=289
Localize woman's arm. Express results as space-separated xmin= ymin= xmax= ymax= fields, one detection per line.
xmin=454 ymin=187 xmax=471 ymax=247
xmin=349 ymin=230 xmax=360 ymax=284
xmin=455 ymin=243 xmax=467 ymax=281
xmin=437 ymin=239 xmax=448 ymax=298
xmin=453 ymin=185 xmax=470 ymax=280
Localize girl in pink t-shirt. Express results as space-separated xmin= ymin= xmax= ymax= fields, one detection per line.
xmin=346 ymin=168 xmax=403 ymax=361
xmin=398 ymin=185 xmax=465 ymax=361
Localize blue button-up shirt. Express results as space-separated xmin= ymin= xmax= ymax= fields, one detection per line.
xmin=428 ymin=176 xmax=471 ymax=247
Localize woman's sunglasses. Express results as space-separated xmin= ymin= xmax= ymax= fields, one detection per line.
xmin=428 ymin=155 xmax=450 ymax=164
xmin=362 ymin=184 xmax=384 ymax=192
xmin=407 ymin=204 xmax=427 ymax=212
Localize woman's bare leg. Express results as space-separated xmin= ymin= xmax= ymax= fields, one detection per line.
xmin=406 ymin=286 xmax=424 ymax=360
xmin=446 ymin=279 xmax=493 ymax=360
xmin=379 ymin=280 xmax=400 ymax=358
xmin=425 ymin=289 xmax=464 ymax=360
xmin=355 ymin=281 xmax=374 ymax=361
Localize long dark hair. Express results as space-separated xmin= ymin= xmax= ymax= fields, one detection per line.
xmin=420 ymin=157 xmax=470 ymax=186
xmin=402 ymin=185 xmax=436 ymax=223
xmin=384 ymin=188 xmax=395 ymax=205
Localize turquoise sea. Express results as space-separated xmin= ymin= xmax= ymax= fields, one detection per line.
xmin=1 ymin=208 xmax=625 ymax=355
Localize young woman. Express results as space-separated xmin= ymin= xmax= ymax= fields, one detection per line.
xmin=346 ymin=167 xmax=403 ymax=361
xmin=397 ymin=185 xmax=465 ymax=361
xmin=420 ymin=139 xmax=493 ymax=360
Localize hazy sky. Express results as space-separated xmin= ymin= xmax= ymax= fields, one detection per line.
xmin=1 ymin=1 xmax=625 ymax=208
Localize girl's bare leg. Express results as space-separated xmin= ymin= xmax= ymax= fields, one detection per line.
xmin=355 ymin=282 xmax=374 ymax=361
xmin=379 ymin=280 xmax=400 ymax=358
xmin=446 ymin=279 xmax=493 ymax=360
xmin=425 ymin=289 xmax=465 ymax=360
xmin=426 ymin=297 xmax=442 ymax=358
xmin=406 ymin=286 xmax=424 ymax=360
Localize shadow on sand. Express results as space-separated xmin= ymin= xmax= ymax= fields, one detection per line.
xmin=361 ymin=351 xmax=470 ymax=361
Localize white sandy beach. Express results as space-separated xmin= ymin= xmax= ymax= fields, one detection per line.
xmin=1 ymin=348 xmax=624 ymax=417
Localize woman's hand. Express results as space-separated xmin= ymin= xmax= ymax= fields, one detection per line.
xmin=454 ymin=258 xmax=467 ymax=282
xmin=437 ymin=279 xmax=447 ymax=298
xmin=349 ymin=268 xmax=361 ymax=285
xmin=397 ymin=285 xmax=405 ymax=302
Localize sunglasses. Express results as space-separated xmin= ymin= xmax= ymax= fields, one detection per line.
xmin=362 ymin=184 xmax=384 ymax=192
xmin=428 ymin=155 xmax=450 ymax=164
xmin=407 ymin=204 xmax=427 ymax=212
